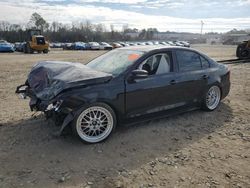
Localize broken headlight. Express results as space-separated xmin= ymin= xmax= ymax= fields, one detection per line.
xmin=46 ymin=100 xmax=63 ymax=112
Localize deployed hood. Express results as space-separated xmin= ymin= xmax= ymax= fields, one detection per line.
xmin=27 ymin=61 xmax=112 ymax=100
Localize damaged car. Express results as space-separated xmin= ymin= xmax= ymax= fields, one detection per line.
xmin=16 ymin=46 xmax=230 ymax=143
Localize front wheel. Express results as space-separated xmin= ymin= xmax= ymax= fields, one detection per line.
xmin=72 ymin=103 xmax=116 ymax=143
xmin=202 ymin=85 xmax=221 ymax=111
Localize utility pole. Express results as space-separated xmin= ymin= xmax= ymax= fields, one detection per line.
xmin=200 ymin=20 xmax=204 ymax=35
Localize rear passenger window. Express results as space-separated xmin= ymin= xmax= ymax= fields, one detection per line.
xmin=176 ymin=50 xmax=202 ymax=72
xmin=200 ymin=56 xmax=210 ymax=69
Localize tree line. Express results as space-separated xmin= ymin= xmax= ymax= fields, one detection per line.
xmin=0 ymin=12 xmax=159 ymax=43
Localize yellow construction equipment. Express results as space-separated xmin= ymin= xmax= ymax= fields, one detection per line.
xmin=23 ymin=29 xmax=49 ymax=54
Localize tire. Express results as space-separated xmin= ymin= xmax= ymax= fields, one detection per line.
xmin=27 ymin=44 xmax=33 ymax=54
xmin=202 ymin=85 xmax=221 ymax=111
xmin=23 ymin=44 xmax=28 ymax=53
xmin=72 ymin=103 xmax=116 ymax=143
xmin=240 ymin=50 xmax=249 ymax=59
xmin=43 ymin=49 xmax=48 ymax=54
xmin=236 ymin=44 xmax=249 ymax=59
xmin=236 ymin=45 xmax=243 ymax=58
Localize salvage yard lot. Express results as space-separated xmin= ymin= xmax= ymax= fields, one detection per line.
xmin=0 ymin=44 xmax=249 ymax=188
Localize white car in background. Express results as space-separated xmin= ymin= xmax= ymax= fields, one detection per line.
xmin=88 ymin=42 xmax=100 ymax=50
xmin=99 ymin=42 xmax=113 ymax=50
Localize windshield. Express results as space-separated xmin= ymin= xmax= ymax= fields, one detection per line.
xmin=86 ymin=49 xmax=145 ymax=75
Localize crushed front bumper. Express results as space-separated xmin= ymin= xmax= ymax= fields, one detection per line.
xmin=16 ymin=84 xmax=75 ymax=135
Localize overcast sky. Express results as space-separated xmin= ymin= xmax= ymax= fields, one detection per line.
xmin=0 ymin=0 xmax=250 ymax=33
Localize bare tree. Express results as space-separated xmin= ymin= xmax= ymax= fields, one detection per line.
xmin=28 ymin=12 xmax=49 ymax=32
xmin=0 ymin=21 xmax=10 ymax=31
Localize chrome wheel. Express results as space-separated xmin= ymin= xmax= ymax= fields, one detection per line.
xmin=206 ymin=86 xmax=221 ymax=110
xmin=76 ymin=106 xmax=114 ymax=143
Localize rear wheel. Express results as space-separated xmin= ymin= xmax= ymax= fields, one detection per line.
xmin=72 ymin=103 xmax=116 ymax=143
xmin=202 ymin=85 xmax=221 ymax=111
xmin=43 ymin=49 xmax=48 ymax=53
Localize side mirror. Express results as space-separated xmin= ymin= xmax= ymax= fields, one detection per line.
xmin=131 ymin=69 xmax=148 ymax=79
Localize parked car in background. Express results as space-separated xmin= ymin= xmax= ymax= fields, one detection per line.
xmin=137 ymin=42 xmax=146 ymax=45
xmin=159 ymin=41 xmax=168 ymax=45
xmin=128 ymin=42 xmax=136 ymax=46
xmin=152 ymin=41 xmax=159 ymax=45
xmin=84 ymin=43 xmax=91 ymax=50
xmin=179 ymin=41 xmax=190 ymax=48
xmin=62 ymin=43 xmax=73 ymax=50
xmin=14 ymin=42 xmax=21 ymax=50
xmin=120 ymin=42 xmax=130 ymax=47
xmin=99 ymin=42 xmax=113 ymax=50
xmin=50 ymin=42 xmax=63 ymax=48
xmin=16 ymin=46 xmax=230 ymax=143
xmin=89 ymin=42 xmax=100 ymax=50
xmin=112 ymin=42 xmax=122 ymax=48
xmin=145 ymin=41 xmax=153 ymax=45
xmin=0 ymin=40 xmax=15 ymax=52
xmin=14 ymin=42 xmax=23 ymax=51
xmin=166 ymin=41 xmax=175 ymax=46
xmin=73 ymin=42 xmax=87 ymax=50
xmin=174 ymin=41 xmax=185 ymax=47
xmin=117 ymin=42 xmax=126 ymax=47
xmin=15 ymin=42 xmax=25 ymax=52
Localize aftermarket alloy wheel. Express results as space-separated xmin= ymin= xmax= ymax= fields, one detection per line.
xmin=202 ymin=85 xmax=221 ymax=111
xmin=73 ymin=103 xmax=116 ymax=143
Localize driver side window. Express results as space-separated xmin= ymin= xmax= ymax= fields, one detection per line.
xmin=139 ymin=52 xmax=172 ymax=75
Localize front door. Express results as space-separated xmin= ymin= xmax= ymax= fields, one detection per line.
xmin=125 ymin=51 xmax=181 ymax=118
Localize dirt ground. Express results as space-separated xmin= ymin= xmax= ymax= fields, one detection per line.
xmin=0 ymin=44 xmax=249 ymax=188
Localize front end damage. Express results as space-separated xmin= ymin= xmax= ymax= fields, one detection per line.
xmin=16 ymin=61 xmax=112 ymax=135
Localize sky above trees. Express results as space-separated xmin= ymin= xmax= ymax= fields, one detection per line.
xmin=0 ymin=0 xmax=250 ymax=33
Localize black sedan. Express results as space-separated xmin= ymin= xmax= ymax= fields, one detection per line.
xmin=16 ymin=46 xmax=230 ymax=143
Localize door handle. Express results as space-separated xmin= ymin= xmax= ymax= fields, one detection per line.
xmin=202 ymin=75 xmax=209 ymax=79
xmin=170 ymin=80 xmax=176 ymax=85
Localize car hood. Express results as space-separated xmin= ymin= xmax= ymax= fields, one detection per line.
xmin=27 ymin=61 xmax=112 ymax=101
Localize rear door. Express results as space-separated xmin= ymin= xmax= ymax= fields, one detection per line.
xmin=174 ymin=49 xmax=210 ymax=104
